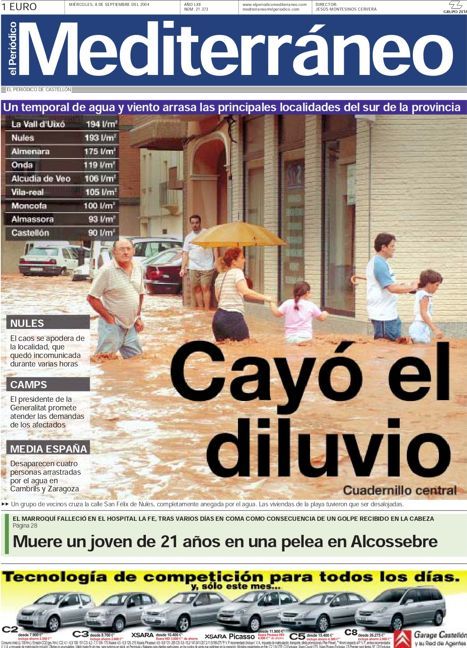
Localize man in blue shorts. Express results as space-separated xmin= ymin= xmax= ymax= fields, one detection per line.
xmin=366 ymin=232 xmax=417 ymax=341
xmin=87 ymin=238 xmax=145 ymax=359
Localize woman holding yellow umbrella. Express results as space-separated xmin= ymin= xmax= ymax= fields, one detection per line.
xmin=212 ymin=247 xmax=273 ymax=341
xmin=191 ymin=221 xmax=286 ymax=342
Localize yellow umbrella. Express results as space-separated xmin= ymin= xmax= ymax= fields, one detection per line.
xmin=191 ymin=221 xmax=286 ymax=247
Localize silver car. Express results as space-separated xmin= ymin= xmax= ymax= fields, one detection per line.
xmin=217 ymin=590 xmax=299 ymax=632
xmin=142 ymin=590 xmax=229 ymax=632
xmin=280 ymin=591 xmax=366 ymax=633
xmin=355 ymin=587 xmax=446 ymax=632
xmin=17 ymin=591 xmax=94 ymax=632
xmin=85 ymin=592 xmax=156 ymax=632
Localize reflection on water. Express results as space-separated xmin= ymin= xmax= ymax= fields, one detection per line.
xmin=2 ymin=275 xmax=466 ymax=500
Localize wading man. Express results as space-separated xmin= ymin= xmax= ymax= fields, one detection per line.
xmin=180 ymin=214 xmax=217 ymax=310
xmin=87 ymin=238 xmax=145 ymax=359
xmin=366 ymin=232 xmax=417 ymax=341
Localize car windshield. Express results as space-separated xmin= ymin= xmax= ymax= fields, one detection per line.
xmin=29 ymin=247 xmax=58 ymax=256
xmin=133 ymin=240 xmax=182 ymax=257
xmin=374 ymin=589 xmax=407 ymax=603
xmin=234 ymin=592 xmax=263 ymax=603
xmin=34 ymin=593 xmax=65 ymax=605
xmin=102 ymin=594 xmax=129 ymax=606
xmin=132 ymin=242 xmax=148 ymax=256
xmin=301 ymin=593 xmax=337 ymax=606
xmin=167 ymin=593 xmax=197 ymax=604
xmin=145 ymin=249 xmax=182 ymax=266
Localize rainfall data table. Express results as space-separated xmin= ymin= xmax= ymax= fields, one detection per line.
xmin=3 ymin=115 xmax=119 ymax=242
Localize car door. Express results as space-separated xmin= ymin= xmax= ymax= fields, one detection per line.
xmin=126 ymin=594 xmax=143 ymax=625
xmin=418 ymin=589 xmax=434 ymax=623
xmin=279 ymin=591 xmax=298 ymax=619
xmin=69 ymin=247 xmax=81 ymax=270
xmin=59 ymin=593 xmax=82 ymax=624
xmin=61 ymin=248 xmax=73 ymax=271
xmin=259 ymin=592 xmax=280 ymax=624
xmin=328 ymin=594 xmax=349 ymax=624
xmin=141 ymin=594 xmax=155 ymax=615
xmin=402 ymin=589 xmax=422 ymax=625
xmin=205 ymin=593 xmax=226 ymax=623
xmin=78 ymin=595 xmax=92 ymax=622
xmin=345 ymin=593 xmax=365 ymax=624
xmin=192 ymin=593 xmax=211 ymax=624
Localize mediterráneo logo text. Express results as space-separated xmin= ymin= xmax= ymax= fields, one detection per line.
xmin=3 ymin=15 xmax=465 ymax=85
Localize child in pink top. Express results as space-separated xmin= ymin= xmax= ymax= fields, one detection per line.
xmin=269 ymin=281 xmax=329 ymax=344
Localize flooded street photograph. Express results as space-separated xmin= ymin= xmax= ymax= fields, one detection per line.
xmin=2 ymin=274 xmax=466 ymax=501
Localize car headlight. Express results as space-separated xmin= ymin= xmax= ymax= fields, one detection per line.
xmin=373 ymin=607 xmax=388 ymax=616
xmin=33 ymin=610 xmax=48 ymax=617
xmin=236 ymin=608 xmax=248 ymax=615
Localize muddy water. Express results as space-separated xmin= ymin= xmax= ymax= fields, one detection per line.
xmin=2 ymin=274 xmax=466 ymax=500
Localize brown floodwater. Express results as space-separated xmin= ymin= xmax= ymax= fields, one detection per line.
xmin=2 ymin=274 xmax=466 ymax=500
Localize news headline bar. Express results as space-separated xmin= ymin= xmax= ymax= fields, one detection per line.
xmin=1 ymin=99 xmax=466 ymax=115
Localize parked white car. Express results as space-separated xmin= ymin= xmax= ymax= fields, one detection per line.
xmin=130 ymin=236 xmax=182 ymax=264
xmin=19 ymin=245 xmax=89 ymax=276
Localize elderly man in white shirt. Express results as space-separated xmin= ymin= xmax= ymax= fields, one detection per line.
xmin=180 ymin=214 xmax=217 ymax=310
xmin=87 ymin=238 xmax=144 ymax=359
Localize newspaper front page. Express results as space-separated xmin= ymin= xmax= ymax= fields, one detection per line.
xmin=1 ymin=1 xmax=466 ymax=646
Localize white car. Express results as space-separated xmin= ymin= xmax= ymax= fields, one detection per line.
xmin=130 ymin=236 xmax=182 ymax=263
xmin=85 ymin=592 xmax=157 ymax=632
xmin=280 ymin=591 xmax=366 ymax=632
xmin=19 ymin=245 xmax=89 ymax=276
xmin=218 ymin=590 xmax=299 ymax=632
xmin=142 ymin=591 xmax=229 ymax=632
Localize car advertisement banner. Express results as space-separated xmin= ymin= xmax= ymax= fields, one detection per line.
xmin=2 ymin=569 xmax=467 ymax=643
xmin=1 ymin=1 xmax=466 ymax=647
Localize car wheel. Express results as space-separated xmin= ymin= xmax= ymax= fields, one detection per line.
xmin=433 ymin=610 xmax=444 ymax=626
xmin=46 ymin=615 xmax=60 ymax=632
xmin=111 ymin=616 xmax=126 ymax=633
xmin=391 ymin=615 xmax=403 ymax=631
xmin=316 ymin=615 xmax=330 ymax=633
xmin=176 ymin=614 xmax=190 ymax=632
xmin=247 ymin=615 xmax=261 ymax=632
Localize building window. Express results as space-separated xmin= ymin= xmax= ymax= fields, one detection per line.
xmin=279 ymin=116 xmax=305 ymax=300
xmin=243 ymin=117 xmax=265 ymax=292
xmin=322 ymin=116 xmax=356 ymax=316
xmin=159 ymin=181 xmax=168 ymax=206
